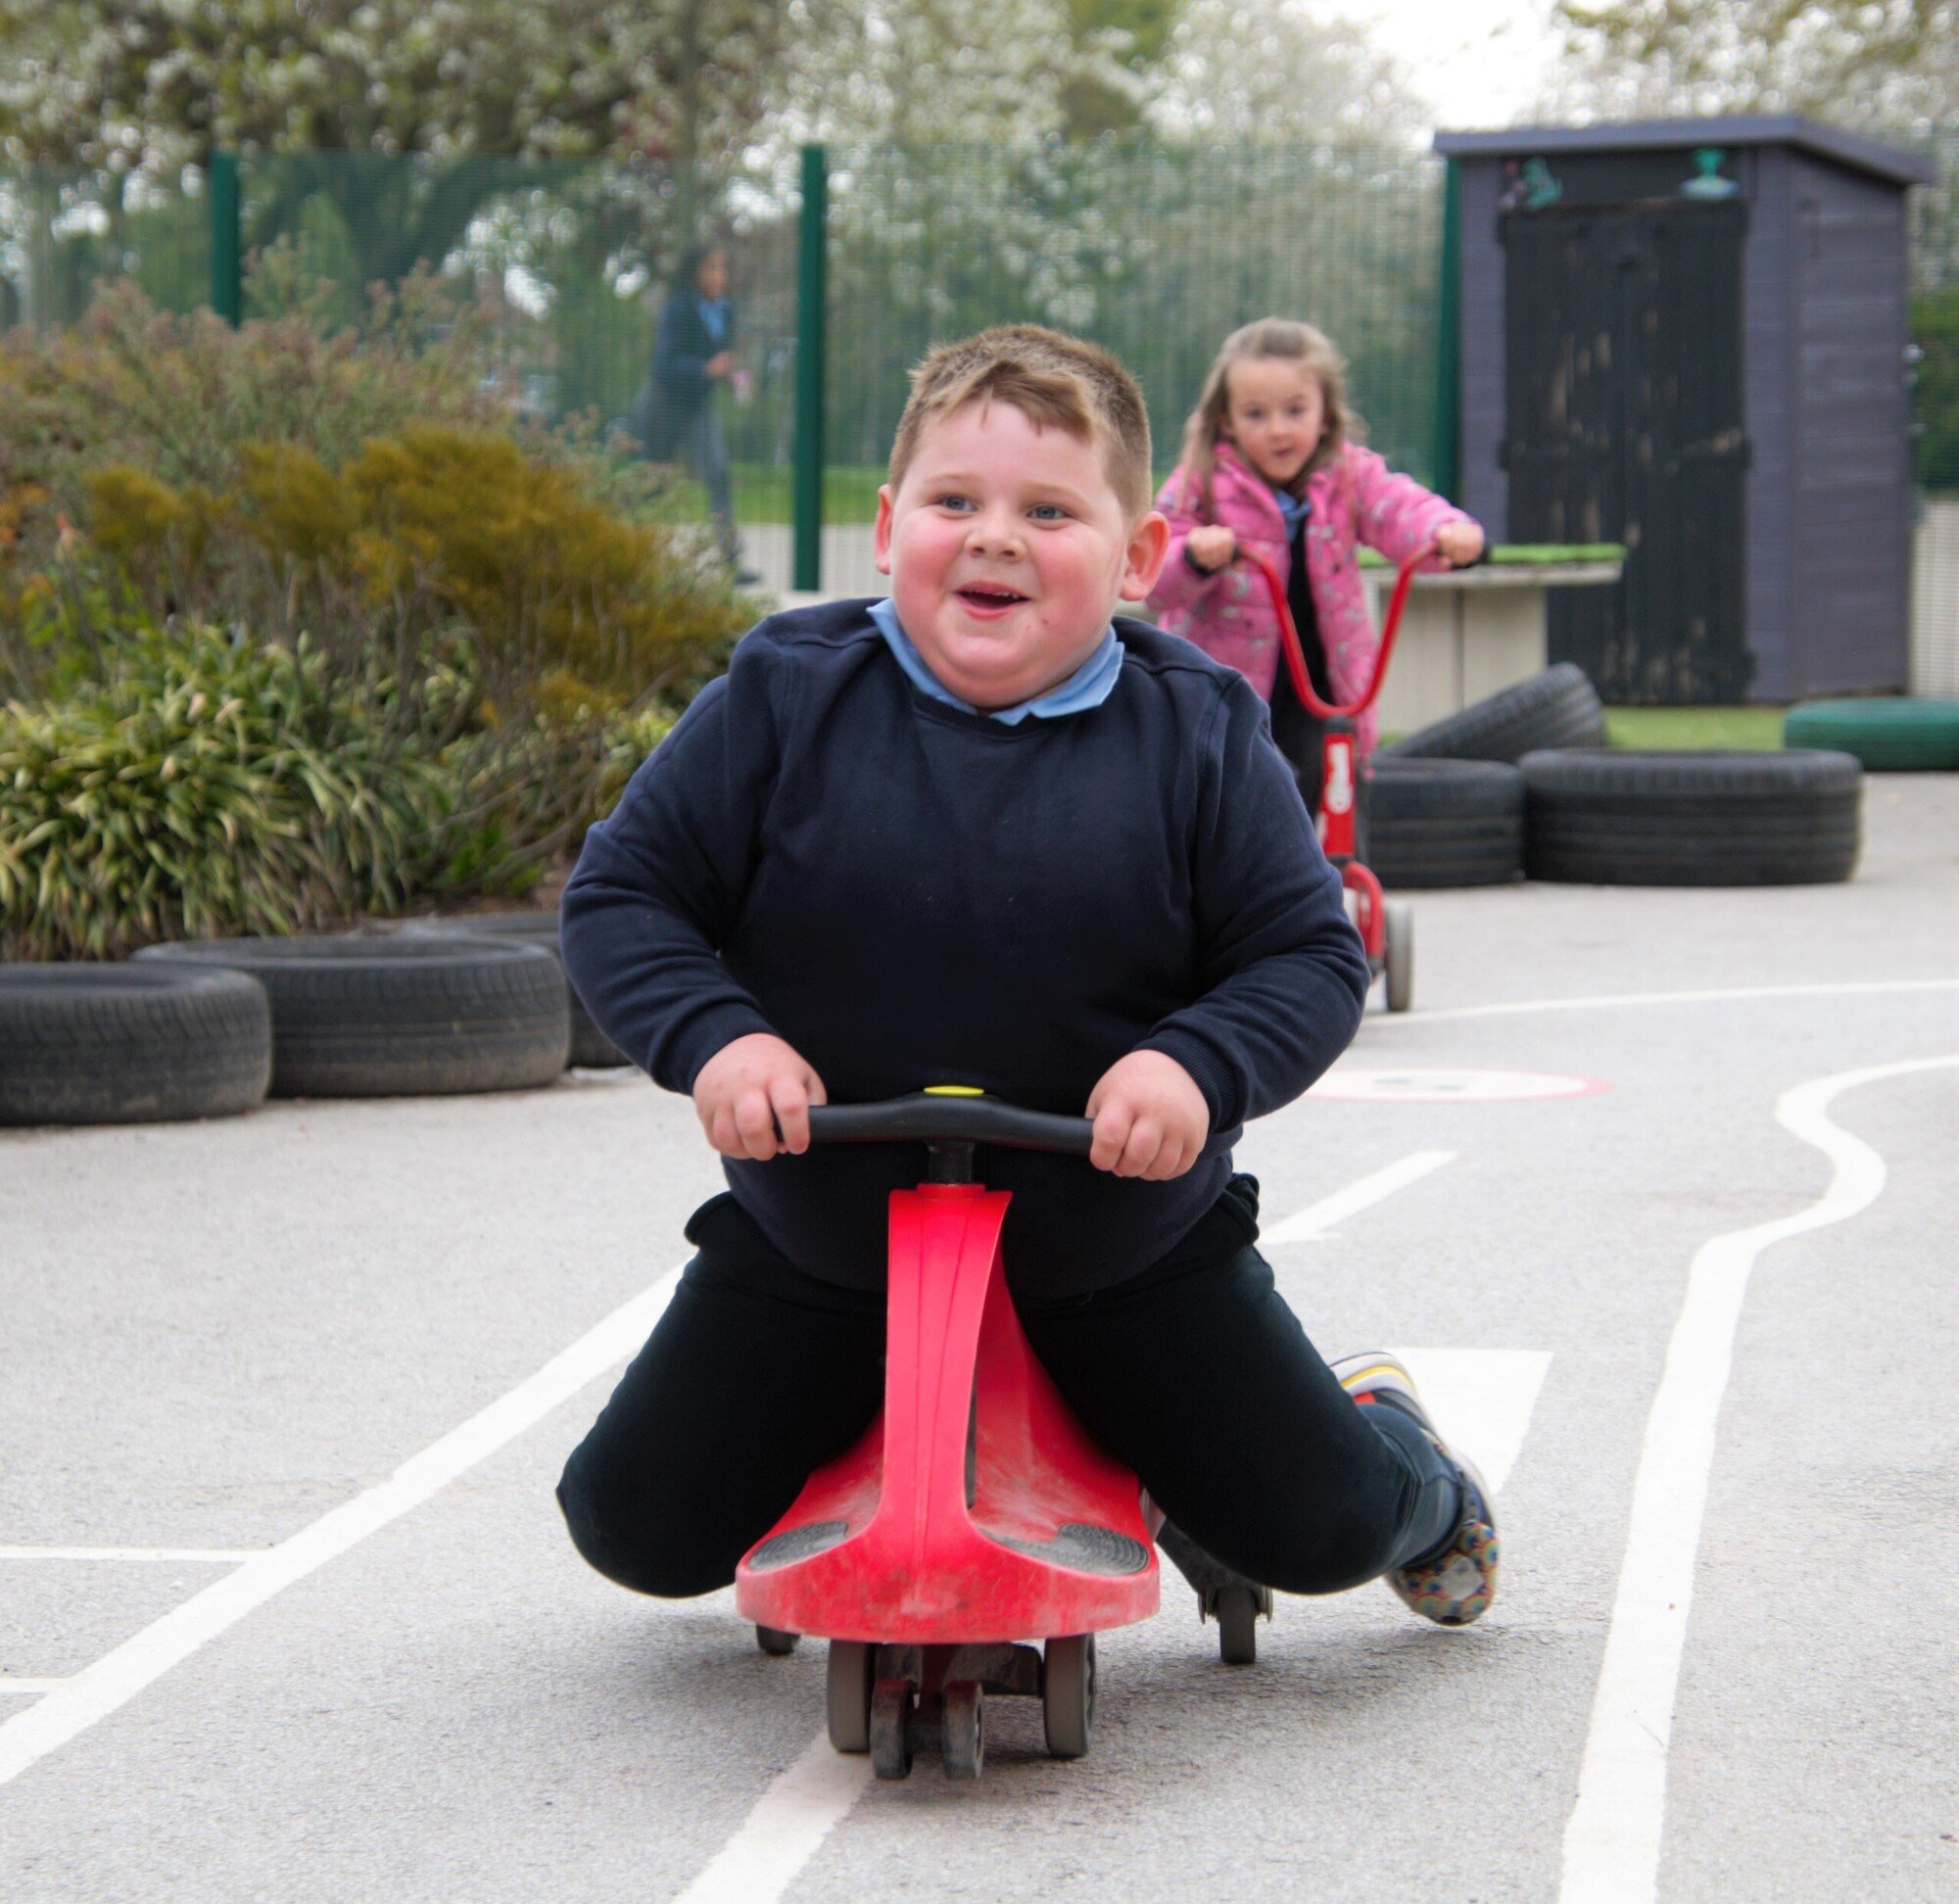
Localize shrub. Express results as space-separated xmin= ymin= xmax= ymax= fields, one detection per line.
xmin=0 ymin=620 xmax=677 ymax=961
xmin=0 ymin=623 xmax=451 ymax=959
xmin=0 ymin=280 xmax=749 ymax=712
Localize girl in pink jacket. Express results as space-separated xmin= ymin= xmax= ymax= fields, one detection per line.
xmin=1147 ymin=318 xmax=1483 ymax=808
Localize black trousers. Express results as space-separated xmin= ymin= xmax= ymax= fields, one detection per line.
xmin=557 ymin=1180 xmax=1457 ymax=1600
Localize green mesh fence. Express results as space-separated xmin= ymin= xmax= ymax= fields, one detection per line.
xmin=3 ymin=143 xmax=1446 ymax=547
xmin=0 ymin=165 xmax=211 ymax=327
xmin=1911 ymin=134 xmax=1959 ymax=494
xmin=825 ymin=141 xmax=1445 ymax=501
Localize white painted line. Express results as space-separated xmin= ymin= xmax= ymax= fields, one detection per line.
xmin=0 ymin=1680 xmax=69 ymax=1695
xmin=1558 ymin=1053 xmax=1959 ymax=1904
xmin=1376 ymin=976 xmax=1959 ymax=1026
xmin=1264 ymin=1149 xmax=1456 ymax=1244
xmin=1390 ymin=1347 xmax=1551 ymax=1496
xmin=673 ymin=1732 xmax=872 ymax=1904
xmin=0 ymin=1547 xmax=263 ymax=1563
xmin=0 ymin=1265 xmax=684 ymax=1791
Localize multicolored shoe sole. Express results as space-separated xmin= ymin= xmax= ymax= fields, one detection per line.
xmin=1331 ymin=1353 xmax=1500 ymax=1627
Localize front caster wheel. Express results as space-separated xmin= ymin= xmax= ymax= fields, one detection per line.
xmin=941 ymin=1680 xmax=984 ymax=1780
xmin=826 ymin=1641 xmax=874 ymax=1753
xmin=870 ymin=1678 xmax=915 ymax=1781
xmin=1042 ymin=1634 xmax=1096 ymax=1759
xmin=1217 ymin=1584 xmax=1262 ymax=1664
xmin=755 ymin=1625 xmax=798 ymax=1656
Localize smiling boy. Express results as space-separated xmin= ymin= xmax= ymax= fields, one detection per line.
xmin=556 ymin=325 xmax=1499 ymax=1633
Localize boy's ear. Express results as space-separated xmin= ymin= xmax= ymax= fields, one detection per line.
xmin=873 ymin=485 xmax=895 ymax=575
xmin=1120 ymin=509 xmax=1171 ymax=603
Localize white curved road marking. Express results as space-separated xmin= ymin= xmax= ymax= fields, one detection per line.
xmin=1557 ymin=1053 xmax=1959 ymax=1904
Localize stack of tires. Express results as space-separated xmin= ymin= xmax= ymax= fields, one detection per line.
xmin=1370 ymin=663 xmax=1606 ymax=888
xmin=1 ymin=915 xmax=618 ymax=1129
xmin=1374 ymin=665 xmax=1865 ymax=888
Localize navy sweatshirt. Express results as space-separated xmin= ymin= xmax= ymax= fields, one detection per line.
xmin=559 ymin=600 xmax=1371 ymax=1297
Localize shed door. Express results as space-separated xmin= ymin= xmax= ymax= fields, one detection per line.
xmin=1502 ymin=201 xmax=1751 ymax=703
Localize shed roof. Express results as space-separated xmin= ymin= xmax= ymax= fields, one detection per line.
xmin=1433 ymin=116 xmax=1935 ymax=188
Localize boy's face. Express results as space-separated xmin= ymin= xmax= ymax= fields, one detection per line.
xmin=874 ymin=400 xmax=1169 ymax=710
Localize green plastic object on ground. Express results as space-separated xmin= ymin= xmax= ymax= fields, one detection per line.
xmin=1783 ymin=698 xmax=1959 ymax=771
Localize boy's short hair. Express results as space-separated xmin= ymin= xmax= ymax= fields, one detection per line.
xmin=887 ymin=324 xmax=1154 ymax=521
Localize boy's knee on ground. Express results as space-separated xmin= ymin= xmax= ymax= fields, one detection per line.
xmin=556 ymin=1451 xmax=736 ymax=1599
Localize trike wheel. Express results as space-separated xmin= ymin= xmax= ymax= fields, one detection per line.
xmin=1042 ymin=1634 xmax=1096 ymax=1759
xmin=755 ymin=1625 xmax=798 ymax=1656
xmin=870 ymin=1679 xmax=915 ymax=1780
xmin=1217 ymin=1585 xmax=1261 ymax=1665
xmin=942 ymin=1680 xmax=984 ymax=1781
xmin=1384 ymin=900 xmax=1414 ymax=1014
xmin=826 ymin=1641 xmax=875 ymax=1753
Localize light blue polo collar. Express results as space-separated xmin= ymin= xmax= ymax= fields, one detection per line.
xmin=868 ymin=597 xmax=1123 ymax=725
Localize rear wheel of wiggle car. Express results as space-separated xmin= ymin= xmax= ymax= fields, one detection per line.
xmin=1042 ymin=1634 xmax=1096 ymax=1758
xmin=826 ymin=1641 xmax=875 ymax=1752
xmin=1384 ymin=900 xmax=1414 ymax=1014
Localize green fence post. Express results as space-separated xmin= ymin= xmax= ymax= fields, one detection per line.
xmin=209 ymin=150 xmax=242 ymax=325
xmin=1431 ymin=157 xmax=1461 ymax=501
xmin=793 ymin=145 xmax=829 ymax=593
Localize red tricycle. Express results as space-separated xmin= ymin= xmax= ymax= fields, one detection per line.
xmin=1244 ymin=542 xmax=1435 ymax=1014
xmin=734 ymin=1088 xmax=1161 ymax=1781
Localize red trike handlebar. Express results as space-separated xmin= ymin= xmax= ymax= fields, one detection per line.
xmin=1242 ymin=542 xmax=1436 ymax=720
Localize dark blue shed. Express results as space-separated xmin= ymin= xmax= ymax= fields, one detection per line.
xmin=1434 ymin=118 xmax=1934 ymax=704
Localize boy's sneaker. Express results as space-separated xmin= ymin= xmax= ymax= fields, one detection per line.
xmin=1330 ymin=1352 xmax=1499 ymax=1627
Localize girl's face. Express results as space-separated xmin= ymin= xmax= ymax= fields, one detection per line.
xmin=1222 ymin=357 xmax=1325 ymax=488
xmin=696 ymin=250 xmax=729 ymax=300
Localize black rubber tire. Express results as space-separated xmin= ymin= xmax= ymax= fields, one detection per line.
xmin=0 ymin=964 xmax=271 ymax=1126
xmin=1042 ymin=1635 xmax=1096 ymax=1760
xmin=870 ymin=1679 xmax=914 ymax=1781
xmin=1783 ymin=698 xmax=1959 ymax=772
xmin=1217 ymin=1584 xmax=1261 ymax=1665
xmin=826 ymin=1642 xmax=875 ymax=1753
xmin=755 ymin=1625 xmax=798 ymax=1656
xmin=941 ymin=1681 xmax=984 ymax=1781
xmin=404 ymin=913 xmax=629 ymax=1069
xmin=1382 ymin=663 xmax=1607 ymax=764
xmin=1365 ymin=758 xmax=1525 ymax=889
xmin=1520 ymin=748 xmax=1862 ymax=886
xmin=134 ymin=934 xmax=570 ymax=1097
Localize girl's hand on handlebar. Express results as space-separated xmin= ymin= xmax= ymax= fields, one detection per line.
xmin=1185 ymin=525 xmax=1237 ymax=573
xmin=1435 ymin=520 xmax=1484 ymax=566
xmin=1085 ymin=1050 xmax=1211 ymax=1180
xmin=693 ymin=1032 xmax=828 ymax=1160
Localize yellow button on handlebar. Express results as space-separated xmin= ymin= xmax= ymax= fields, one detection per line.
xmin=924 ymin=1084 xmax=985 ymax=1098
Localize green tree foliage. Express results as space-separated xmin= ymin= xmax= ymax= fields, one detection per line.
xmin=0 ymin=0 xmax=838 ymax=268
xmin=1550 ymin=1 xmax=1957 ymax=132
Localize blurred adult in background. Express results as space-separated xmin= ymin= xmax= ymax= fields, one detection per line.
xmin=648 ymin=243 xmax=755 ymax=582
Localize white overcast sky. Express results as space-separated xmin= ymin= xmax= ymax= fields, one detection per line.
xmin=1362 ymin=0 xmax=1563 ymax=130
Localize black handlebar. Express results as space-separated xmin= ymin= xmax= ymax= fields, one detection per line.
xmin=805 ymin=1093 xmax=1094 ymax=1158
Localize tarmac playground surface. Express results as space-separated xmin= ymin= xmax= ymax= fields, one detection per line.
xmin=3 ymin=776 xmax=1955 ymax=1902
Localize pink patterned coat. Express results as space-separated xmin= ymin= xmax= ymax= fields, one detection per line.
xmin=1146 ymin=441 xmax=1472 ymax=756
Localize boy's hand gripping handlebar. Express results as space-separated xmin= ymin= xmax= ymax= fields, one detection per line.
xmin=1242 ymin=542 xmax=1436 ymax=720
